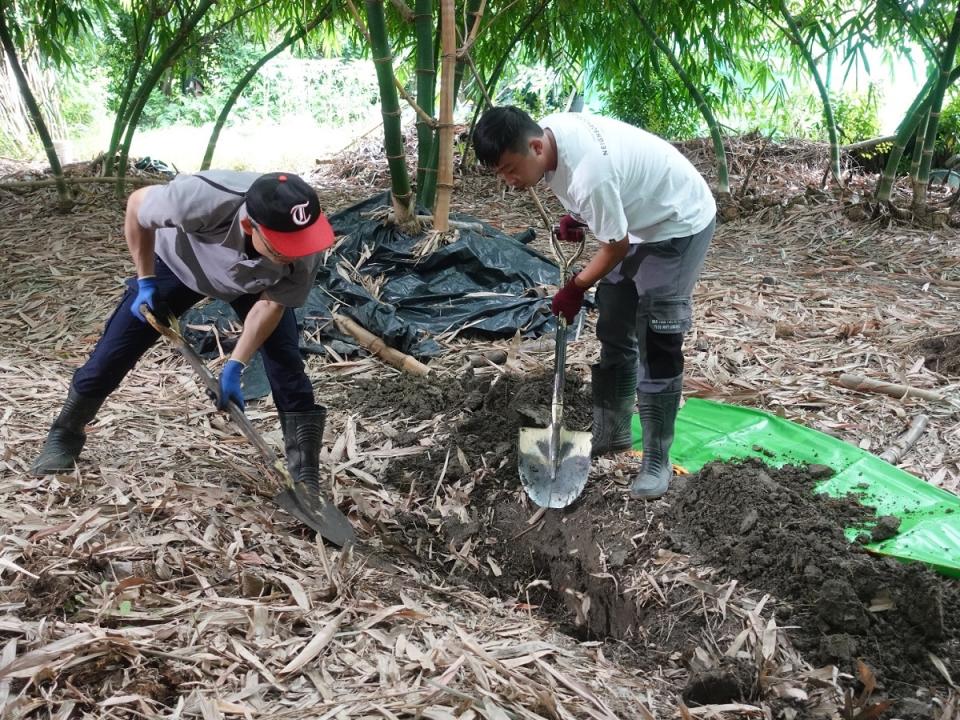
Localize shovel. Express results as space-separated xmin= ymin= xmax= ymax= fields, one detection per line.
xmin=142 ymin=307 xmax=355 ymax=547
xmin=517 ymin=192 xmax=593 ymax=508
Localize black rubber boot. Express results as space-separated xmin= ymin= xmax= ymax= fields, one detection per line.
xmin=591 ymin=364 xmax=636 ymax=456
xmin=629 ymin=390 xmax=681 ymax=499
xmin=31 ymin=387 xmax=106 ymax=476
xmin=279 ymin=405 xmax=327 ymax=497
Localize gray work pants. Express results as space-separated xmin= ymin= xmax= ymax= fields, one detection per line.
xmin=595 ymin=218 xmax=715 ymax=393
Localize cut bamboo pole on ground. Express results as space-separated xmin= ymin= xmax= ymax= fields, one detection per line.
xmin=879 ymin=414 xmax=930 ymax=464
xmin=837 ymin=373 xmax=946 ymax=403
xmin=333 ymin=313 xmax=431 ymax=376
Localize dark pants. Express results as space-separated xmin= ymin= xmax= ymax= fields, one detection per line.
xmin=595 ymin=218 xmax=715 ymax=394
xmin=72 ymin=257 xmax=315 ymax=412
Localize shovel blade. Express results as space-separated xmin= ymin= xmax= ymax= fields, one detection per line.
xmin=274 ymin=484 xmax=356 ymax=547
xmin=518 ymin=424 xmax=592 ymax=508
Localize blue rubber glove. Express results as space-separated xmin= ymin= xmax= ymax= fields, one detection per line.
xmin=130 ymin=276 xmax=158 ymax=323
xmin=217 ymin=359 xmax=246 ymax=411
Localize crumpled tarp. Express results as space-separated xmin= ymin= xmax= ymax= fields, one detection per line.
xmin=181 ymin=192 xmax=564 ymax=398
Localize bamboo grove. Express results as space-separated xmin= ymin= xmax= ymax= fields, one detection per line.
xmin=0 ymin=0 xmax=958 ymax=224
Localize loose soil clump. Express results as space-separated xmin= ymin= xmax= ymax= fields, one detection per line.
xmin=919 ymin=333 xmax=960 ymax=376
xmin=668 ymin=459 xmax=960 ymax=694
xmin=371 ymin=370 xmax=960 ymax=711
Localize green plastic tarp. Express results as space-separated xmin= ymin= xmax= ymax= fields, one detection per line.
xmin=632 ymin=398 xmax=960 ymax=577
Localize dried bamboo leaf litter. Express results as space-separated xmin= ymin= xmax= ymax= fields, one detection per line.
xmin=0 ymin=139 xmax=958 ymax=718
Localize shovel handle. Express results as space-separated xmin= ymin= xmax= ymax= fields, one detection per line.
xmin=141 ymin=306 xmax=294 ymax=487
xmin=526 ymin=188 xmax=585 ymax=282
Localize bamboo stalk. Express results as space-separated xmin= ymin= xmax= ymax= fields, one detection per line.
xmin=333 ymin=314 xmax=431 ymax=376
xmin=432 ymin=0 xmax=457 ymax=231
xmin=913 ymin=5 xmax=960 ymax=210
xmin=202 ymin=7 xmax=332 ymax=170
xmin=777 ymin=0 xmax=842 ymax=187
xmin=837 ymin=374 xmax=945 ymax=403
xmin=414 ymin=0 xmax=436 ymax=203
xmin=372 ymin=211 xmax=482 ymax=231
xmin=879 ymin=414 xmax=929 ymax=464
xmin=840 ymin=135 xmax=897 ymax=151
xmin=364 ymin=0 xmax=415 ymax=222
xmin=0 ymin=11 xmax=71 ymax=210
xmin=627 ymin=0 xmax=729 ymax=193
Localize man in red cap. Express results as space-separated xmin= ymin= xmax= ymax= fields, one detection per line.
xmin=32 ymin=171 xmax=336 ymax=499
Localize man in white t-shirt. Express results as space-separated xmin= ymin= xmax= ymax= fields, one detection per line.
xmin=473 ymin=106 xmax=716 ymax=499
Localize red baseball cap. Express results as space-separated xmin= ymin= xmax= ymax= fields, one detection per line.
xmin=246 ymin=172 xmax=334 ymax=257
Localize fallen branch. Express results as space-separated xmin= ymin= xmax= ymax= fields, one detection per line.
xmin=840 ymin=135 xmax=897 ymax=152
xmin=837 ymin=373 xmax=945 ymax=403
xmin=0 ymin=176 xmax=166 ymax=190
xmin=333 ymin=313 xmax=431 ymax=376
xmin=878 ymin=414 xmax=929 ymax=464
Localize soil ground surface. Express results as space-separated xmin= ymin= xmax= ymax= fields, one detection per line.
xmin=2 ymin=141 xmax=960 ymax=719
xmin=354 ymin=370 xmax=960 ymax=716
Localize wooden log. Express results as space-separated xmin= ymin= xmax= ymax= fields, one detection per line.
xmin=333 ymin=313 xmax=431 ymax=376
xmin=837 ymin=373 xmax=945 ymax=403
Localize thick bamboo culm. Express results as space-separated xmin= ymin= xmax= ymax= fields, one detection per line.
xmin=333 ymin=313 xmax=431 ymax=376
xmin=432 ymin=0 xmax=457 ymax=231
xmin=837 ymin=373 xmax=945 ymax=403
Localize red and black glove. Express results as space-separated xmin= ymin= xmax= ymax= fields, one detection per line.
xmin=551 ymin=274 xmax=587 ymax=323
xmin=556 ymin=214 xmax=587 ymax=243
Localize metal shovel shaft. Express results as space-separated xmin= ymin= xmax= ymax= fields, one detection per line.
xmin=518 ymin=189 xmax=592 ymax=508
xmin=548 ymin=317 xmax=569 ymax=473
xmin=142 ymin=308 xmax=355 ymax=546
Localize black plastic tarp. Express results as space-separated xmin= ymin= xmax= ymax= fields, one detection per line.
xmin=181 ymin=192 xmax=563 ymax=399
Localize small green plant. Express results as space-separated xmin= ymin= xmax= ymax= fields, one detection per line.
xmin=599 ymin=67 xmax=702 ymax=139
xmin=495 ymin=64 xmax=573 ymax=118
xmin=936 ymin=89 xmax=960 ymax=163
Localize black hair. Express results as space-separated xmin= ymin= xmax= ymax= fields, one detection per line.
xmin=472 ymin=106 xmax=544 ymax=167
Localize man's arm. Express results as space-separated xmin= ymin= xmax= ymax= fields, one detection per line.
xmin=572 ymin=236 xmax=630 ymax=288
xmin=125 ymin=187 xmax=156 ymax=277
xmin=231 ymin=297 xmax=286 ymax=364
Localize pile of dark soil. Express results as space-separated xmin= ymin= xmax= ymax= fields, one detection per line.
xmin=668 ymin=459 xmax=960 ymax=693
xmin=370 ymin=371 xmax=960 ymax=713
xmin=919 ymin=333 xmax=960 ymax=376
xmin=379 ymin=370 xmax=591 ymax=489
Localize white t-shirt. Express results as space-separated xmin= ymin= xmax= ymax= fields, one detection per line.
xmin=541 ymin=113 xmax=716 ymax=244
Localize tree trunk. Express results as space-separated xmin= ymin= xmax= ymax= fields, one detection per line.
xmin=201 ymin=10 xmax=330 ymax=170
xmin=467 ymin=0 xmax=551 ymax=139
xmin=432 ymin=0 xmax=456 ymax=230
xmin=105 ymin=9 xmax=158 ymax=177
xmin=778 ymin=1 xmax=842 ymax=186
xmin=0 ymin=8 xmax=70 ymax=210
xmin=628 ymin=3 xmax=729 ymax=194
xmin=114 ymin=0 xmax=217 ymax=197
xmin=414 ymin=0 xmax=436 ymax=204
xmin=876 ymin=64 xmax=960 ymax=203
xmin=913 ymin=2 xmax=960 ymax=211
xmin=367 ymin=0 xmax=414 ymax=221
